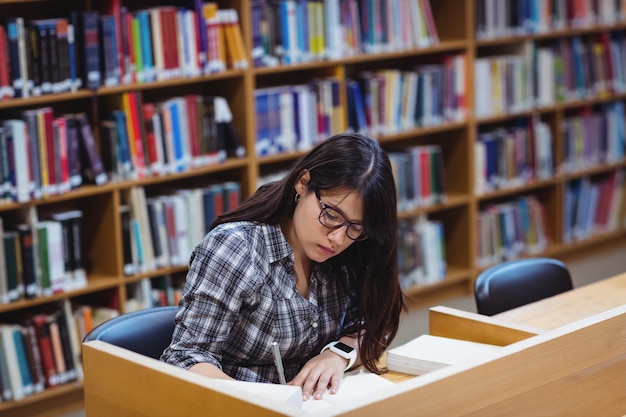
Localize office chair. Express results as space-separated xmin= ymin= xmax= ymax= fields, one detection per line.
xmin=83 ymin=306 xmax=178 ymax=359
xmin=474 ymin=258 xmax=573 ymax=316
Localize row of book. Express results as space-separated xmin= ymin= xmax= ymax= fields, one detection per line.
xmin=102 ymin=91 xmax=244 ymax=181
xmin=254 ymin=77 xmax=344 ymax=156
xmin=346 ymin=55 xmax=467 ymax=137
xmin=125 ymin=275 xmax=182 ymax=312
xmin=398 ymin=215 xmax=447 ymax=290
xmin=251 ymin=0 xmax=439 ymax=67
xmin=475 ymin=0 xmax=626 ymax=40
xmin=0 ymin=299 xmax=91 ymax=403
xmin=120 ymin=182 xmax=241 ymax=276
xmin=0 ymin=209 xmax=86 ymax=305
xmin=476 ymin=195 xmax=551 ymax=267
xmin=0 ymin=110 xmax=107 ymax=205
xmin=388 ymin=145 xmax=446 ymax=212
xmin=0 ymin=2 xmax=247 ymax=100
xmin=534 ymin=32 xmax=626 ymax=104
xmin=0 ymin=300 xmax=121 ymax=403
xmin=560 ymin=101 xmax=626 ymax=173
xmin=475 ymin=116 xmax=554 ymax=194
xmin=563 ymin=170 xmax=626 ymax=243
xmin=473 ymin=31 xmax=626 ymax=118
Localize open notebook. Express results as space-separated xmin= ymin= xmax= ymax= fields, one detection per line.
xmin=214 ymin=370 xmax=395 ymax=412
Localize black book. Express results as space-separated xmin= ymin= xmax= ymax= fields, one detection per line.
xmin=16 ymin=223 xmax=39 ymax=299
xmin=75 ymin=113 xmax=108 ymax=185
xmin=146 ymin=198 xmax=164 ymax=266
xmin=25 ymin=25 xmax=41 ymax=96
xmin=119 ymin=204 xmax=135 ymax=276
xmin=53 ymin=310 xmax=77 ymax=382
xmin=65 ymin=114 xmax=83 ymax=188
xmin=72 ymin=10 xmax=101 ymax=89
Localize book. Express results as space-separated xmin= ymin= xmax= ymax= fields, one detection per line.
xmin=300 ymin=370 xmax=395 ymax=412
xmin=50 ymin=209 xmax=87 ymax=290
xmin=0 ymin=217 xmax=7 ymax=304
xmin=16 ymin=223 xmax=39 ymax=299
xmin=0 ymin=324 xmax=26 ymax=401
xmin=32 ymin=313 xmax=58 ymax=387
xmin=386 ymin=334 xmax=501 ymax=375
xmin=75 ymin=113 xmax=109 ymax=185
xmin=20 ymin=320 xmax=46 ymax=393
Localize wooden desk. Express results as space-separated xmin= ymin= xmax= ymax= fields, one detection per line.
xmin=494 ymin=272 xmax=626 ymax=330
xmin=82 ymin=273 xmax=626 ymax=416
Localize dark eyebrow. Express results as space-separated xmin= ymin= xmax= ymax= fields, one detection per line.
xmin=318 ymin=193 xmax=363 ymax=225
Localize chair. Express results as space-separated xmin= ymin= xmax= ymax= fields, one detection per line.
xmin=83 ymin=306 xmax=178 ymax=359
xmin=474 ymin=258 xmax=573 ymax=316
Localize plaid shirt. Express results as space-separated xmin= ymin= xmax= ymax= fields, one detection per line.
xmin=161 ymin=221 xmax=356 ymax=383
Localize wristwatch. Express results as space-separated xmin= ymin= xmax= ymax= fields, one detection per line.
xmin=321 ymin=341 xmax=357 ymax=371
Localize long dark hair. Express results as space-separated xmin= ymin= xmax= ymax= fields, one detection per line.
xmin=213 ymin=132 xmax=404 ymax=373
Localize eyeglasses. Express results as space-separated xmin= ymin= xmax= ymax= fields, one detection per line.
xmin=314 ymin=189 xmax=367 ymax=241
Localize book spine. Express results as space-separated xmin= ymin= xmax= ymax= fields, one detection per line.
xmin=76 ymin=113 xmax=109 ymax=185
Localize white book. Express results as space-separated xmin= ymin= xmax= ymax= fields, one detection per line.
xmin=301 ymin=370 xmax=395 ymax=412
xmin=278 ymin=87 xmax=296 ymax=152
xmin=171 ymin=194 xmax=190 ymax=263
xmin=387 ymin=334 xmax=501 ymax=376
xmin=0 ymin=324 xmax=25 ymax=401
xmin=4 ymin=119 xmax=30 ymax=203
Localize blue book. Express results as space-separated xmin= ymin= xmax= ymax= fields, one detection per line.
xmin=166 ymin=100 xmax=184 ymax=172
xmin=295 ymin=0 xmax=309 ymax=61
xmin=67 ymin=21 xmax=79 ymax=90
xmin=100 ymin=15 xmax=119 ymax=86
xmin=202 ymin=184 xmax=224 ymax=233
xmin=255 ymin=89 xmax=270 ymax=156
xmin=137 ymin=11 xmax=154 ymax=82
xmin=279 ymin=1 xmax=295 ymax=64
xmin=12 ymin=327 xmax=34 ymax=397
xmin=112 ymin=110 xmax=133 ymax=177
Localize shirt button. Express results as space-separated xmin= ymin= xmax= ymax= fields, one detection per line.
xmin=311 ymin=321 xmax=319 ymax=328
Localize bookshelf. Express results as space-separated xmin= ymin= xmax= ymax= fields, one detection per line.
xmin=1 ymin=0 xmax=626 ymax=416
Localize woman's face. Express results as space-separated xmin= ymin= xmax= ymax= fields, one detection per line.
xmin=292 ymin=185 xmax=364 ymax=263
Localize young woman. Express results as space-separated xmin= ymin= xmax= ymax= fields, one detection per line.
xmin=161 ymin=132 xmax=404 ymax=401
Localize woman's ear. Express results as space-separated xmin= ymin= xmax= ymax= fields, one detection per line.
xmin=295 ymin=170 xmax=311 ymax=194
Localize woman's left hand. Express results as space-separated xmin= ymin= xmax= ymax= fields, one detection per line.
xmin=288 ymin=350 xmax=348 ymax=401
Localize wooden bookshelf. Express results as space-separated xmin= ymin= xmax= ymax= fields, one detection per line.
xmin=1 ymin=0 xmax=626 ymax=416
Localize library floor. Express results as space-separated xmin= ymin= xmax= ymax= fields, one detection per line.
xmin=59 ymin=242 xmax=626 ymax=417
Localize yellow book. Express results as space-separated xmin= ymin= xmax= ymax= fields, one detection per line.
xmin=36 ymin=109 xmax=49 ymax=197
xmin=218 ymin=9 xmax=245 ymax=70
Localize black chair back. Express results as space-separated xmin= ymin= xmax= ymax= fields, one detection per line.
xmin=474 ymin=258 xmax=573 ymax=316
xmin=83 ymin=306 xmax=178 ymax=359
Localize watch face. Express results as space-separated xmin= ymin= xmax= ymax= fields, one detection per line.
xmin=335 ymin=342 xmax=354 ymax=354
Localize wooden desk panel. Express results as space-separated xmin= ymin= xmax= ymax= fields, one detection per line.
xmin=494 ymin=272 xmax=626 ymax=329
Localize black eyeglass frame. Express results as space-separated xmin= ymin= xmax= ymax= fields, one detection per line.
xmin=314 ymin=189 xmax=367 ymax=241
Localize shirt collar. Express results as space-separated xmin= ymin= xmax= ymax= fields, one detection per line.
xmin=261 ymin=223 xmax=293 ymax=264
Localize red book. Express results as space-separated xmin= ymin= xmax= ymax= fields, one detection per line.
xmin=0 ymin=25 xmax=12 ymax=99
xmin=124 ymin=9 xmax=136 ymax=84
xmin=420 ymin=147 xmax=431 ymax=205
xmin=32 ymin=313 xmax=59 ymax=388
xmin=184 ymin=95 xmax=201 ymax=164
xmin=41 ymin=107 xmax=58 ymax=195
xmin=124 ymin=91 xmax=147 ymax=176
xmin=167 ymin=8 xmax=180 ymax=76
xmin=141 ymin=102 xmax=160 ymax=172
xmin=52 ymin=117 xmax=70 ymax=193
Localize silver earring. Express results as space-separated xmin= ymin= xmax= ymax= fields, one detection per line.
xmin=295 ymin=193 xmax=300 ymax=203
